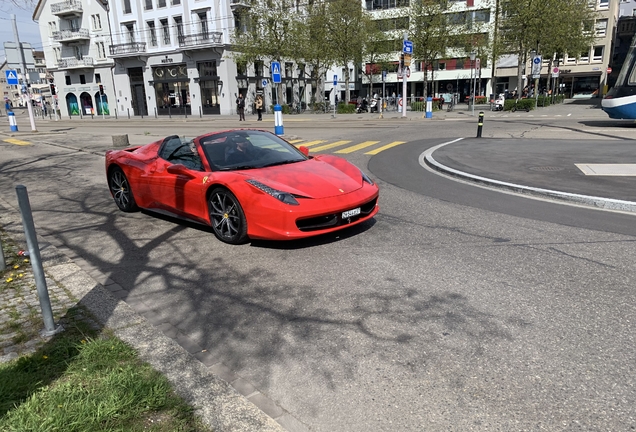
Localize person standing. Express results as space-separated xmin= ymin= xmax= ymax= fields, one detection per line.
xmin=255 ymin=94 xmax=263 ymax=121
xmin=236 ymin=93 xmax=246 ymax=121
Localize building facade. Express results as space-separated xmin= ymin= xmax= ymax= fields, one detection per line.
xmin=34 ymin=0 xmax=116 ymax=118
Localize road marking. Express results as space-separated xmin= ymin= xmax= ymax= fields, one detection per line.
xmin=567 ymin=113 xmax=572 ymax=116
xmin=311 ymin=140 xmax=352 ymax=152
xmin=3 ymin=138 xmax=31 ymax=146
xmin=335 ymin=141 xmax=380 ymax=154
xmin=295 ymin=140 xmax=327 ymax=147
xmin=288 ymin=139 xmax=304 ymax=144
xmin=576 ymin=163 xmax=636 ymax=176
xmin=364 ymin=141 xmax=406 ymax=155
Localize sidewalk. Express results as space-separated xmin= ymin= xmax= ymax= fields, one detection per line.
xmin=0 ymin=197 xmax=285 ymax=431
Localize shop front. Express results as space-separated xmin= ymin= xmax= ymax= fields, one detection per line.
xmin=151 ymin=65 xmax=191 ymax=116
xmin=196 ymin=61 xmax=221 ymax=115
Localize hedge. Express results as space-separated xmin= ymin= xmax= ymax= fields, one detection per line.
xmin=337 ymin=102 xmax=356 ymax=114
xmin=503 ymin=98 xmax=536 ymax=111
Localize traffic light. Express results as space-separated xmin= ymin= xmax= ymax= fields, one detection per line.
xmin=99 ymin=84 xmax=104 ymax=95
xmin=50 ymin=83 xmax=56 ymax=96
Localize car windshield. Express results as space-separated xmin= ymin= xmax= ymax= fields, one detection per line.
xmin=199 ymin=130 xmax=308 ymax=171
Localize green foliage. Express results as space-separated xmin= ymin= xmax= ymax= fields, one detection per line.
xmin=337 ymin=102 xmax=356 ymax=114
xmin=504 ymin=98 xmax=536 ymax=111
xmin=270 ymin=104 xmax=291 ymax=114
xmin=0 ymin=311 xmax=209 ymax=431
xmin=411 ymin=101 xmax=425 ymax=112
xmin=537 ymin=95 xmax=551 ymax=107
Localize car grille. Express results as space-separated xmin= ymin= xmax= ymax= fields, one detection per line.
xmin=296 ymin=197 xmax=378 ymax=232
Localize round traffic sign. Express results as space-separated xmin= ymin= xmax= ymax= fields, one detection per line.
xmin=533 ymin=57 xmax=541 ymax=64
xmin=553 ymin=67 xmax=559 ymax=74
xmin=398 ymin=98 xmax=403 ymax=106
xmin=406 ymin=67 xmax=411 ymax=78
xmin=607 ymin=67 xmax=613 ymax=74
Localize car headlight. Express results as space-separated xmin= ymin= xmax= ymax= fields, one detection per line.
xmin=246 ymin=179 xmax=299 ymax=205
xmin=361 ymin=170 xmax=374 ymax=185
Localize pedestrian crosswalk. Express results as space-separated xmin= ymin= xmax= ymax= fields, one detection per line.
xmin=3 ymin=138 xmax=31 ymax=146
xmin=291 ymin=138 xmax=407 ymax=155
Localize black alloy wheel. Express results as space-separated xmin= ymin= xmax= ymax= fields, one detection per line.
xmin=208 ymin=187 xmax=248 ymax=244
xmin=109 ymin=167 xmax=139 ymax=212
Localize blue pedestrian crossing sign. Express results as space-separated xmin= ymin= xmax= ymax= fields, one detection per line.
xmin=271 ymin=61 xmax=281 ymax=84
xmin=403 ymin=40 xmax=413 ymax=54
xmin=5 ymin=70 xmax=18 ymax=85
xmin=333 ymin=75 xmax=337 ymax=87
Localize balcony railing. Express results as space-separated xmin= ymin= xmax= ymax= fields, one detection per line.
xmin=109 ymin=42 xmax=147 ymax=57
xmin=230 ymin=0 xmax=252 ymax=9
xmin=52 ymin=28 xmax=90 ymax=43
xmin=51 ymin=0 xmax=83 ymax=16
xmin=57 ymin=57 xmax=94 ymax=69
xmin=178 ymin=32 xmax=222 ymax=48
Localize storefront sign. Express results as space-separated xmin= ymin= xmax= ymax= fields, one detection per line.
xmin=161 ymin=57 xmax=174 ymax=64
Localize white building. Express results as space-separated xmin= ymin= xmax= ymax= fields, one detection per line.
xmin=34 ymin=0 xmax=116 ymax=118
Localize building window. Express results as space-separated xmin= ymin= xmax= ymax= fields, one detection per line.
xmin=172 ymin=0 xmax=180 ymax=4
xmin=148 ymin=21 xmax=157 ymax=47
xmin=48 ymin=21 xmax=57 ymax=36
xmin=91 ymin=14 xmax=102 ymax=30
xmin=599 ymin=0 xmax=609 ymax=8
xmin=125 ymin=24 xmax=135 ymax=43
xmin=365 ymin=0 xmax=409 ymax=10
xmin=198 ymin=61 xmax=217 ymax=77
xmin=174 ymin=16 xmax=184 ymax=39
xmin=65 ymin=76 xmax=71 ymax=85
xmin=198 ymin=12 xmax=208 ymax=34
xmin=53 ymin=47 xmax=61 ymax=61
xmin=95 ymin=73 xmax=101 ymax=83
xmin=579 ymin=49 xmax=590 ymax=63
xmin=80 ymin=75 xmax=86 ymax=84
xmin=286 ymin=62 xmax=294 ymax=78
xmin=160 ymin=19 xmax=170 ymax=45
xmin=254 ymin=60 xmax=263 ymax=76
xmin=593 ymin=46 xmax=603 ymax=61
xmin=595 ymin=19 xmax=608 ymax=36
xmin=157 ymin=0 xmax=166 ymax=7
xmin=97 ymin=42 xmax=106 ymax=59
xmin=123 ymin=0 xmax=132 ymax=14
xmin=144 ymin=0 xmax=153 ymax=10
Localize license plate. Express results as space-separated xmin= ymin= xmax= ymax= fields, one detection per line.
xmin=342 ymin=207 xmax=361 ymax=219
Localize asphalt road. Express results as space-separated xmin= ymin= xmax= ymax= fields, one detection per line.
xmin=1 ymin=101 xmax=635 ymax=430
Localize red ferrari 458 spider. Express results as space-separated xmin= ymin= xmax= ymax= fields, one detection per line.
xmin=105 ymin=129 xmax=379 ymax=244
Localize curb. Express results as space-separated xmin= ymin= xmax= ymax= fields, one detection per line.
xmin=421 ymin=139 xmax=636 ymax=214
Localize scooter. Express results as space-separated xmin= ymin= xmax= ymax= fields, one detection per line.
xmin=493 ymin=94 xmax=505 ymax=111
xmin=356 ymin=99 xmax=369 ymax=113
xmin=369 ymin=98 xmax=378 ymax=113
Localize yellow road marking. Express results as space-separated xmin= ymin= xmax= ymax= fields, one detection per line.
xmin=335 ymin=141 xmax=380 ymax=154
xmin=288 ymin=139 xmax=304 ymax=144
xmin=364 ymin=141 xmax=406 ymax=155
xmin=294 ymin=140 xmax=327 ymax=148
xmin=3 ymin=138 xmax=31 ymax=146
xmin=310 ymin=140 xmax=352 ymax=152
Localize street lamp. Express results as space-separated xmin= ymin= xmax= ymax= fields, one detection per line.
xmin=470 ymin=51 xmax=476 ymax=116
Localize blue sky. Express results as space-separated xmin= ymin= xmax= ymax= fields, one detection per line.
xmin=0 ymin=4 xmax=43 ymax=60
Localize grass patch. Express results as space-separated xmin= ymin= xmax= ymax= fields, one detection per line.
xmin=0 ymin=310 xmax=212 ymax=432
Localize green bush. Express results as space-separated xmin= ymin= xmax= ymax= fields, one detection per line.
xmin=411 ymin=101 xmax=425 ymax=112
xmin=337 ymin=102 xmax=356 ymax=114
xmin=536 ymin=96 xmax=551 ymax=107
xmin=269 ymin=104 xmax=291 ymax=114
xmin=503 ymin=98 xmax=536 ymax=111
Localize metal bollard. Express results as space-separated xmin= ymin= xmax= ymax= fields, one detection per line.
xmin=15 ymin=185 xmax=63 ymax=337
xmin=127 ymin=108 xmax=130 ymax=119
xmin=0 ymin=236 xmax=6 ymax=271
xmin=199 ymin=106 xmax=202 ymax=118
xmin=477 ymin=111 xmax=484 ymax=138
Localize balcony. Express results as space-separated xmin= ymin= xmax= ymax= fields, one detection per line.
xmin=57 ymin=57 xmax=94 ymax=69
xmin=51 ymin=0 xmax=83 ymax=17
xmin=230 ymin=0 xmax=251 ymax=10
xmin=109 ymin=42 xmax=147 ymax=57
xmin=178 ymin=32 xmax=223 ymax=49
xmin=52 ymin=28 xmax=90 ymax=44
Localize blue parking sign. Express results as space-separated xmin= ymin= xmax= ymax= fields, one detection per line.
xmin=333 ymin=75 xmax=337 ymax=86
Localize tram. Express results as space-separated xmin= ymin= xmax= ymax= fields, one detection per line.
xmin=602 ymin=36 xmax=636 ymax=119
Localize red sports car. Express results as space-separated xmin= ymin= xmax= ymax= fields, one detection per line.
xmin=105 ymin=129 xmax=379 ymax=244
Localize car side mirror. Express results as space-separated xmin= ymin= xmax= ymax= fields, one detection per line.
xmin=299 ymin=146 xmax=309 ymax=156
xmin=167 ymin=164 xmax=195 ymax=177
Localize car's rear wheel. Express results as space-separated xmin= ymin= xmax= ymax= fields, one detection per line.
xmin=208 ymin=187 xmax=248 ymax=244
xmin=109 ymin=166 xmax=138 ymax=212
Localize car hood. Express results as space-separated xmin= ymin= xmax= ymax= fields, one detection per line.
xmin=243 ymin=157 xmax=363 ymax=199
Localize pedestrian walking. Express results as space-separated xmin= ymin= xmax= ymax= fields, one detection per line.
xmin=236 ymin=93 xmax=246 ymax=121
xmin=255 ymin=94 xmax=263 ymax=121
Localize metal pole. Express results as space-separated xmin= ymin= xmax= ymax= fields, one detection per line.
xmin=15 ymin=185 xmax=63 ymax=336
xmin=402 ymin=33 xmax=408 ymax=118
xmin=0 ymin=237 xmax=6 ymax=271
xmin=477 ymin=111 xmax=484 ymax=138
xmin=11 ymin=14 xmax=37 ymax=132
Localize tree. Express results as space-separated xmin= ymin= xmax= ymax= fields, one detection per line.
xmin=324 ymin=0 xmax=371 ymax=102
xmin=361 ymin=17 xmax=397 ymax=98
xmin=496 ymin=0 xmax=597 ymax=97
xmin=409 ymin=0 xmax=461 ymax=98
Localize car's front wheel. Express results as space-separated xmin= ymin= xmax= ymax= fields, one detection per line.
xmin=208 ymin=187 xmax=248 ymax=244
xmin=109 ymin=166 xmax=138 ymax=212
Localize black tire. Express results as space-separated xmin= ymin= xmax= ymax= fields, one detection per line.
xmin=511 ymin=107 xmax=517 ymax=112
xmin=109 ymin=166 xmax=138 ymax=212
xmin=208 ymin=187 xmax=248 ymax=244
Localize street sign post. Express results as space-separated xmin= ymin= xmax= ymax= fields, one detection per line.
xmin=271 ymin=62 xmax=281 ymax=83
xmin=5 ymin=70 xmax=18 ymax=85
xmin=552 ymin=67 xmax=559 ymax=78
xmin=532 ymin=55 xmax=542 ymax=79
xmin=403 ymin=40 xmax=413 ymax=54
xmin=332 ymin=75 xmax=337 ymax=117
